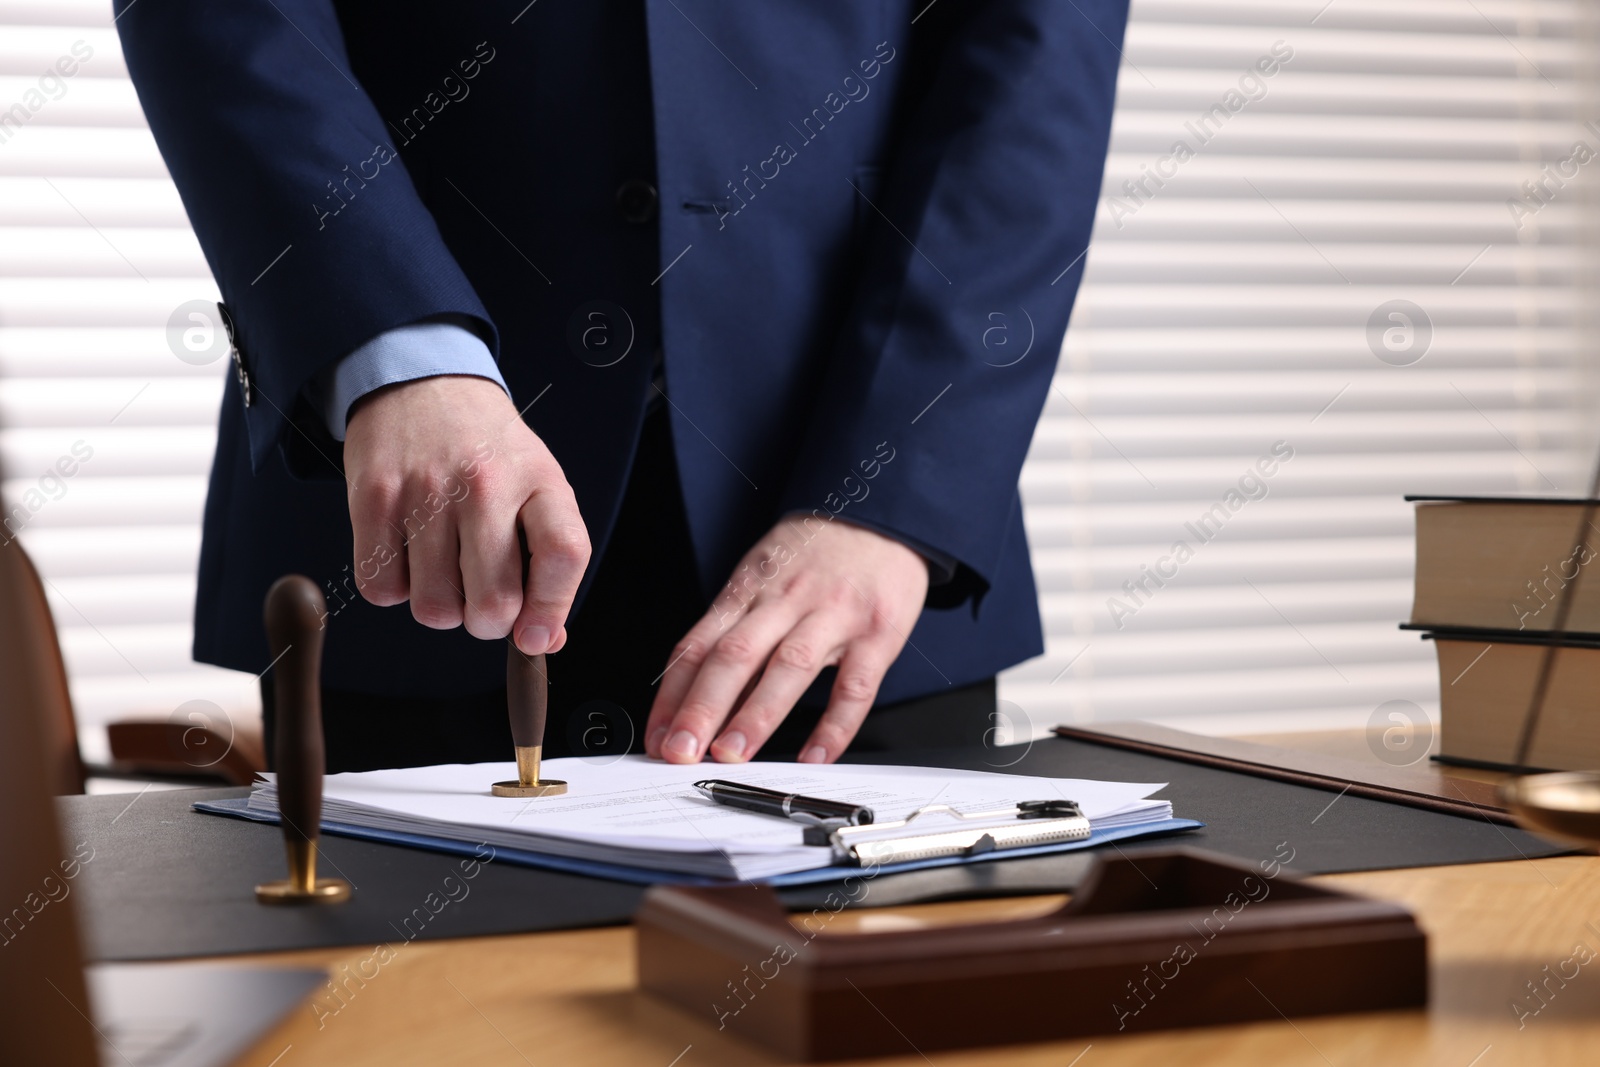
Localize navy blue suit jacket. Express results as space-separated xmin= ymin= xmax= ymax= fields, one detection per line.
xmin=115 ymin=0 xmax=1127 ymax=703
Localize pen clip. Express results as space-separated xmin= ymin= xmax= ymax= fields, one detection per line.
xmin=793 ymin=811 xmax=854 ymax=846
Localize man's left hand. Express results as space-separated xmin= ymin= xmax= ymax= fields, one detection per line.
xmin=644 ymin=516 xmax=930 ymax=764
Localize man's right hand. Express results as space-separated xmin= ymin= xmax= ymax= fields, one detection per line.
xmin=342 ymin=375 xmax=590 ymax=655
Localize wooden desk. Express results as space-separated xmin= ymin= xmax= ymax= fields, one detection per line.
xmin=216 ymin=733 xmax=1600 ymax=1066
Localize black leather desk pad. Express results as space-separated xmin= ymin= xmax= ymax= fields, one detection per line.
xmin=63 ymin=736 xmax=1571 ymax=961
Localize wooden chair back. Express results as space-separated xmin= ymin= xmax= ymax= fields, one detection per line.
xmin=0 ymin=538 xmax=85 ymax=794
xmin=0 ymin=548 xmax=99 ymax=1063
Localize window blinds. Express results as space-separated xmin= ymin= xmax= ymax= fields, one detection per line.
xmin=0 ymin=1 xmax=246 ymax=762
xmin=998 ymin=0 xmax=1600 ymax=738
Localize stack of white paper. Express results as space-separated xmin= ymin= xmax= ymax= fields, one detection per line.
xmin=248 ymin=756 xmax=1172 ymax=881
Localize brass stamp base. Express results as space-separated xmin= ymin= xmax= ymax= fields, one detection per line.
xmin=492 ymin=744 xmax=566 ymax=797
xmin=255 ymin=878 xmax=353 ymax=905
xmin=255 ymin=838 xmax=350 ymax=905
xmin=491 ymin=779 xmax=568 ymax=798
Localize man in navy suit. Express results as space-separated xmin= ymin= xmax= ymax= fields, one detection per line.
xmin=116 ymin=1 xmax=1127 ymax=771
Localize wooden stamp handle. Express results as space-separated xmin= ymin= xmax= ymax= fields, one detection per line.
xmin=264 ymin=575 xmax=327 ymax=849
xmin=506 ymin=647 xmax=548 ymax=750
xmin=493 ymin=646 xmax=565 ymax=797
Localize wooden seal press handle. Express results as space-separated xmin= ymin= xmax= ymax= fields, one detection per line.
xmin=255 ymin=575 xmax=351 ymax=904
xmin=492 ymin=647 xmax=567 ymax=797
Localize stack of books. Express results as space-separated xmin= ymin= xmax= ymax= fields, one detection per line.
xmin=1407 ymin=496 xmax=1600 ymax=770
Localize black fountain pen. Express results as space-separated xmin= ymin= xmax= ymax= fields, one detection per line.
xmin=694 ymin=779 xmax=874 ymax=827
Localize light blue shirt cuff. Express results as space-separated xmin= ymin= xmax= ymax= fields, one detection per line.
xmin=310 ymin=322 xmax=509 ymax=441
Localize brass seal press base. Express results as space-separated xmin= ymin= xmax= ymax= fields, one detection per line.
xmin=492 ymin=744 xmax=568 ymax=798
xmin=255 ymin=839 xmax=352 ymax=905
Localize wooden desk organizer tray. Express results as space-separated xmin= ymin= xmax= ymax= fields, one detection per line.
xmin=636 ymin=847 xmax=1427 ymax=1060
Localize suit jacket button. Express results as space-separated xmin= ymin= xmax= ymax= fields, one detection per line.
xmin=616 ymin=180 xmax=658 ymax=224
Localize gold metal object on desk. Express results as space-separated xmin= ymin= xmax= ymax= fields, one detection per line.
xmin=1500 ymin=771 xmax=1600 ymax=848
xmin=256 ymin=838 xmax=353 ymax=904
xmin=492 ymin=647 xmax=568 ymax=798
xmin=492 ymin=744 xmax=569 ymax=798
xmin=254 ymin=575 xmax=353 ymax=906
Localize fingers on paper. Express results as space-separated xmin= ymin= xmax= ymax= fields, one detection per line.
xmin=708 ymin=612 xmax=844 ymax=763
xmin=651 ymin=604 xmax=799 ymax=764
xmin=798 ymin=635 xmax=900 ymax=764
xmin=645 ymin=602 xmax=745 ymax=756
